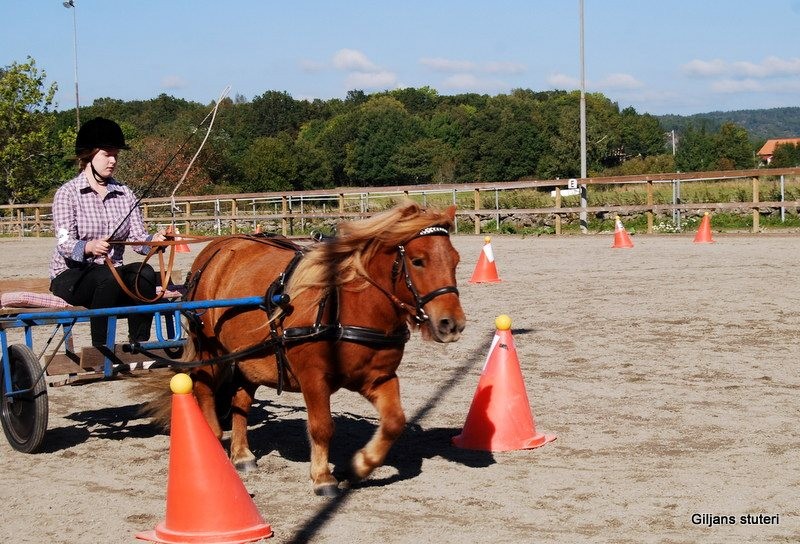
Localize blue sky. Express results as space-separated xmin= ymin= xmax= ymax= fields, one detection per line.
xmin=3 ymin=1 xmax=800 ymax=116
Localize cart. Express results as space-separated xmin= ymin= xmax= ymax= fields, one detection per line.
xmin=0 ymin=295 xmax=267 ymax=453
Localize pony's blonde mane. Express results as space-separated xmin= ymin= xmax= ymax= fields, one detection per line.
xmin=286 ymin=200 xmax=454 ymax=301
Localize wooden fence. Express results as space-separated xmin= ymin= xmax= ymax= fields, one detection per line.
xmin=2 ymin=167 xmax=799 ymax=237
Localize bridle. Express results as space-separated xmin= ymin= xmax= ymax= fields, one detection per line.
xmin=365 ymin=225 xmax=460 ymax=325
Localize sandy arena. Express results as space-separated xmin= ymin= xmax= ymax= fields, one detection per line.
xmin=0 ymin=233 xmax=798 ymax=543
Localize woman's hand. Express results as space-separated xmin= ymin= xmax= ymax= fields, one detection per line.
xmin=151 ymin=229 xmax=167 ymax=242
xmin=85 ymin=239 xmax=110 ymax=257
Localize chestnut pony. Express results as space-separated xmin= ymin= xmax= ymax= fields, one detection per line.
xmin=180 ymin=202 xmax=465 ymax=496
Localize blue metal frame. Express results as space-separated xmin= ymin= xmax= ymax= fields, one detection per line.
xmin=1 ymin=296 xmax=265 ymax=398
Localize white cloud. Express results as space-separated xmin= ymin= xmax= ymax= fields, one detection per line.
xmin=440 ymin=73 xmax=507 ymax=92
xmin=683 ymin=56 xmax=800 ymax=79
xmin=546 ymin=73 xmax=578 ymax=88
xmin=682 ymin=59 xmax=727 ymax=77
xmin=596 ymin=73 xmax=644 ymax=90
xmin=711 ymin=78 xmax=800 ymax=94
xmin=333 ymin=49 xmax=379 ymax=72
xmin=300 ymin=59 xmax=325 ymax=73
xmin=161 ymin=75 xmax=187 ymax=89
xmin=420 ymin=57 xmax=526 ymax=75
xmin=420 ymin=57 xmax=476 ymax=73
xmin=345 ymin=70 xmax=398 ymax=89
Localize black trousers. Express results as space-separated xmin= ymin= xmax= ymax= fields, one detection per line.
xmin=50 ymin=263 xmax=158 ymax=346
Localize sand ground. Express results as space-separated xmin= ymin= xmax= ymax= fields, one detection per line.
xmin=0 ymin=233 xmax=798 ymax=543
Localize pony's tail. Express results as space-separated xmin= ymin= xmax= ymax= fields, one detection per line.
xmin=136 ymin=336 xmax=200 ymax=430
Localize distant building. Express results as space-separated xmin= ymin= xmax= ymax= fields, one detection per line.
xmin=757 ymin=138 xmax=800 ymax=165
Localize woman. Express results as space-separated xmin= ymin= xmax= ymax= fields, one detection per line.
xmin=49 ymin=117 xmax=166 ymax=346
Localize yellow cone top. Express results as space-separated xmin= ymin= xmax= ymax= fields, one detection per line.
xmin=170 ymin=373 xmax=193 ymax=394
xmin=495 ymin=314 xmax=512 ymax=331
xmin=704 ymin=211 xmax=709 ymax=216
xmin=615 ymin=215 xmax=621 ymax=220
xmin=484 ymin=236 xmax=491 ymax=243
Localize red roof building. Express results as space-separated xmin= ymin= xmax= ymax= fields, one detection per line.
xmin=757 ymin=138 xmax=800 ymax=164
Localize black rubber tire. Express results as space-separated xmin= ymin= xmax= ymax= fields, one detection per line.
xmin=1 ymin=345 xmax=48 ymax=453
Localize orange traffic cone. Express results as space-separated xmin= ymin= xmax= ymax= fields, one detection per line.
xmin=166 ymin=225 xmax=191 ymax=253
xmin=254 ymin=224 xmax=262 ymax=234
xmin=693 ymin=212 xmax=715 ymax=243
xmin=136 ymin=374 xmax=273 ymax=544
xmin=611 ymin=215 xmax=634 ymax=249
xmin=469 ymin=236 xmax=501 ymax=283
xmin=452 ymin=315 xmax=556 ymax=452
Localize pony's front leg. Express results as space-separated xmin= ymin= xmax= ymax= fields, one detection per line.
xmin=229 ymin=381 xmax=259 ymax=472
xmin=302 ymin=383 xmax=338 ymax=496
xmin=352 ymin=375 xmax=406 ymax=482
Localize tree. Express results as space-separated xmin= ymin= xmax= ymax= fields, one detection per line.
xmin=240 ymin=134 xmax=298 ymax=192
xmin=713 ymin=122 xmax=754 ymax=169
xmin=675 ymin=125 xmax=715 ymax=172
xmin=770 ymin=143 xmax=800 ymax=168
xmin=0 ymin=57 xmax=58 ymax=203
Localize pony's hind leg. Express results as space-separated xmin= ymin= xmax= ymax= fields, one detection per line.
xmin=351 ymin=376 xmax=406 ymax=483
xmin=229 ymin=380 xmax=259 ymax=471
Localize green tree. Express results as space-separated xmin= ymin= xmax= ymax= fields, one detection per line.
xmin=344 ymin=96 xmax=422 ymax=185
xmin=0 ymin=57 xmax=58 ymax=203
xmin=770 ymin=143 xmax=800 ymax=167
xmin=240 ymin=133 xmax=298 ymax=192
xmin=713 ymin=122 xmax=754 ymax=169
xmin=675 ymin=125 xmax=715 ymax=172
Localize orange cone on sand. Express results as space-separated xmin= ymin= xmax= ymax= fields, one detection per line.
xmin=254 ymin=224 xmax=262 ymax=234
xmin=453 ymin=315 xmax=556 ymax=452
xmin=612 ymin=215 xmax=634 ymax=249
xmin=469 ymin=236 xmax=502 ymax=283
xmin=693 ymin=212 xmax=715 ymax=243
xmin=136 ymin=374 xmax=273 ymax=544
xmin=166 ymin=225 xmax=191 ymax=253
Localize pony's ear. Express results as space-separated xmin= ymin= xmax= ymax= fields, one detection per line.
xmin=445 ymin=205 xmax=457 ymax=222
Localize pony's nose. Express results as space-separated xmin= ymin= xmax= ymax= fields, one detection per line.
xmin=436 ymin=315 xmax=465 ymax=341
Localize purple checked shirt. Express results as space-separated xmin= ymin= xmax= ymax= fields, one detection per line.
xmin=49 ymin=172 xmax=153 ymax=279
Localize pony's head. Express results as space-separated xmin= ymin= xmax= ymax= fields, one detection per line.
xmin=288 ymin=200 xmax=466 ymax=342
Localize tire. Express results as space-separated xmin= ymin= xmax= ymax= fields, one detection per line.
xmin=1 ymin=345 xmax=48 ymax=453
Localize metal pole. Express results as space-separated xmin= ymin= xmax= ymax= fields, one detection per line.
xmin=780 ymin=174 xmax=785 ymax=222
xmin=579 ymin=0 xmax=588 ymax=233
xmin=63 ymin=1 xmax=80 ymax=130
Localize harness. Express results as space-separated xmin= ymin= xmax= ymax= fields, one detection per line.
xmin=135 ymin=227 xmax=458 ymax=394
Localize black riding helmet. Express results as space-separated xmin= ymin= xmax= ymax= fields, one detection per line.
xmin=75 ymin=117 xmax=130 ymax=154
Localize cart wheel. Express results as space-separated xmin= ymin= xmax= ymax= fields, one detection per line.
xmin=1 ymin=345 xmax=48 ymax=453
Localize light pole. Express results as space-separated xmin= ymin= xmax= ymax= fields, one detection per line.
xmin=63 ymin=0 xmax=80 ymax=130
xmin=578 ymin=0 xmax=588 ymax=233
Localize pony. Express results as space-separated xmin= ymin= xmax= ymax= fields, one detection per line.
xmin=175 ymin=201 xmax=465 ymax=496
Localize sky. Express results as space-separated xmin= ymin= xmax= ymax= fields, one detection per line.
xmin=3 ymin=1 xmax=800 ymax=117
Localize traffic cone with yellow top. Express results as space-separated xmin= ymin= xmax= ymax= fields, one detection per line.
xmin=469 ymin=236 xmax=502 ymax=283
xmin=693 ymin=212 xmax=715 ymax=243
xmin=452 ymin=315 xmax=556 ymax=452
xmin=611 ymin=215 xmax=634 ymax=249
xmin=136 ymin=374 xmax=273 ymax=544
xmin=165 ymin=225 xmax=191 ymax=253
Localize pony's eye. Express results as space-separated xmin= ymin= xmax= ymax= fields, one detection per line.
xmin=411 ymin=257 xmax=424 ymax=267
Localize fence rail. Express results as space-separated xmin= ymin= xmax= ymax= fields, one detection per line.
xmin=2 ymin=167 xmax=799 ymax=237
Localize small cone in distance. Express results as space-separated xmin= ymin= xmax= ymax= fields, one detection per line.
xmin=469 ymin=236 xmax=502 ymax=283
xmin=693 ymin=212 xmax=715 ymax=243
xmin=254 ymin=224 xmax=262 ymax=234
xmin=136 ymin=374 xmax=273 ymax=544
xmin=612 ymin=215 xmax=634 ymax=249
xmin=166 ymin=225 xmax=191 ymax=253
xmin=453 ymin=315 xmax=556 ymax=452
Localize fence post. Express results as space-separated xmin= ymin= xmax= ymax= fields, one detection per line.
xmin=34 ymin=208 xmax=41 ymax=237
xmin=281 ymin=196 xmax=288 ymax=236
xmin=752 ymin=177 xmax=760 ymax=233
xmin=231 ymin=198 xmax=238 ymax=234
xmin=554 ymin=187 xmax=562 ymax=235
xmin=17 ymin=209 xmax=23 ymax=238
xmin=473 ymin=188 xmax=480 ymax=234
xmin=338 ymin=193 xmax=345 ymax=220
xmin=646 ymin=180 xmax=654 ymax=234
xmin=185 ymin=202 xmax=192 ymax=234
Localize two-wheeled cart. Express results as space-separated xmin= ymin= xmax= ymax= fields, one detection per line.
xmin=0 ymin=295 xmax=265 ymax=453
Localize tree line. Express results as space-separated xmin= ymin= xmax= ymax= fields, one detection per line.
xmin=1 ymin=57 xmax=797 ymax=205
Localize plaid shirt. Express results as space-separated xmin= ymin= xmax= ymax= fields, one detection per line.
xmin=49 ymin=172 xmax=153 ymax=279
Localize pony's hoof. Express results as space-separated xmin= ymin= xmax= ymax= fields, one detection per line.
xmin=234 ymin=459 xmax=258 ymax=472
xmin=313 ymin=483 xmax=340 ymax=497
